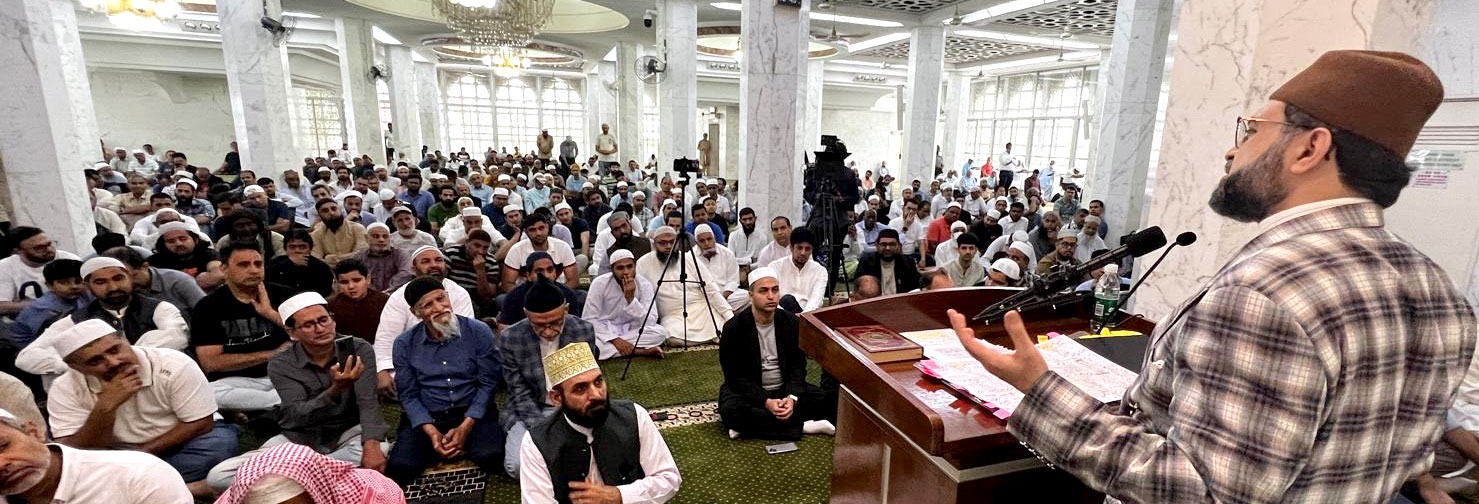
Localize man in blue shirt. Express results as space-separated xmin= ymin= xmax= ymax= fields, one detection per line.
xmin=396 ymin=174 xmax=436 ymax=221
xmin=385 ymin=276 xmax=504 ymax=486
xmin=498 ymin=276 xmax=598 ymax=477
xmin=683 ymin=203 xmax=726 ymax=245
xmin=6 ymin=259 xmax=86 ymax=350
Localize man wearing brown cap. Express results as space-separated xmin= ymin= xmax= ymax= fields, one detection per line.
xmin=948 ymin=50 xmax=1477 ymax=502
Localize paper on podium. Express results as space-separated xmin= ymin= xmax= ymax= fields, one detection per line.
xmin=903 ymin=329 xmax=1139 ymax=418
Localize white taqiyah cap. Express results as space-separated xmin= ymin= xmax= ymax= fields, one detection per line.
xmin=366 ymin=222 xmax=390 ymax=232
xmin=694 ymin=224 xmax=713 ymax=237
xmin=503 ymin=204 xmax=523 ymax=215
xmin=157 ymin=221 xmax=193 ymax=236
xmin=277 ymin=291 xmax=328 ymax=326
xmin=51 ymin=319 xmax=118 ymax=360
xmin=990 ymin=258 xmax=1021 ymax=280
xmin=493 ymin=187 xmax=510 ymax=197
xmin=176 ymin=178 xmax=198 ymax=189
xmin=498 ymin=174 xmax=512 ymax=182
xmin=460 ymin=207 xmax=481 ymax=217
xmin=748 ymin=267 xmax=778 ymax=286
xmin=554 ymin=202 xmax=573 ymax=213
xmin=653 ymin=226 xmax=677 ymax=237
xmin=93 ymin=162 xmax=110 ymax=169
xmin=946 ymin=202 xmax=962 ymax=210
xmin=987 ymin=209 xmax=1001 ymax=220
xmin=610 ymin=249 xmax=635 ymax=264
xmin=243 ymin=185 xmax=266 ymax=196
xmin=79 ymin=257 xmax=127 ymax=279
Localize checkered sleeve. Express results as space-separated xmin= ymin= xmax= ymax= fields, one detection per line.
xmin=1008 ymin=285 xmax=1327 ymax=503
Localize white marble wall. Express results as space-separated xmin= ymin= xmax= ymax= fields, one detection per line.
xmin=583 ymin=64 xmax=617 ymax=157
xmin=901 ymin=26 xmax=945 ymax=190
xmin=615 ymin=42 xmax=644 ymax=166
xmin=385 ymin=45 xmax=422 ymax=160
xmin=722 ymin=104 xmax=740 ymax=182
xmin=334 ymin=17 xmax=384 ymax=158
xmin=1087 ymin=0 xmax=1173 ymax=240
xmin=218 ymin=0 xmax=297 ymax=181
xmin=1136 ymin=0 xmax=1436 ymax=319
xmin=1427 ymin=0 xmax=1479 ymax=98
xmin=798 ymin=60 xmax=824 ymax=167
xmin=92 ymin=70 xmax=236 ymax=165
xmin=821 ymin=108 xmax=896 ymax=181
xmin=739 ymin=0 xmax=810 ymax=222
xmin=0 ymin=0 xmax=99 ymax=253
xmin=415 ymin=62 xmax=443 ymax=153
xmin=938 ymin=73 xmax=969 ymax=189
xmin=657 ymin=0 xmax=698 ymax=165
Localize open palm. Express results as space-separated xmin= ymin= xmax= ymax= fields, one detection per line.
xmin=946 ymin=309 xmax=1047 ymax=392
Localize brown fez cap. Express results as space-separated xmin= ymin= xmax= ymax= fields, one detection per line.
xmin=1270 ymin=50 xmax=1443 ymax=156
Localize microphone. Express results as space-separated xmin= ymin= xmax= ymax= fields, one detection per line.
xmin=1120 ymin=231 xmax=1196 ymax=305
xmin=974 ymin=226 xmax=1167 ymax=321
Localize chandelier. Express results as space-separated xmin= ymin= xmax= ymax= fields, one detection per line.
xmin=482 ymin=48 xmax=531 ymax=78
xmin=431 ymin=0 xmax=556 ymax=54
xmin=77 ymin=0 xmax=183 ymax=30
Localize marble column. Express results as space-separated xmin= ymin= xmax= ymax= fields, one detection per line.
xmin=584 ymin=63 xmax=618 ymax=156
xmin=384 ymin=45 xmax=422 ymax=161
xmin=0 ymin=0 xmax=99 ymax=253
xmin=219 ymin=0 xmax=298 ymax=180
xmin=656 ymin=0 xmax=698 ymax=165
xmin=615 ymin=42 xmax=644 ymax=167
xmin=739 ymin=0 xmax=809 ymax=221
xmin=415 ymin=62 xmax=443 ymax=153
xmin=334 ymin=17 xmax=384 ymax=160
xmin=1136 ymin=0 xmax=1436 ymax=319
xmin=723 ymin=105 xmax=740 ymax=182
xmin=1087 ymin=0 xmax=1173 ymax=242
xmin=938 ymin=72 xmax=970 ymax=188
xmin=901 ymin=26 xmax=945 ymax=190
xmin=798 ymin=60 xmax=824 ymax=169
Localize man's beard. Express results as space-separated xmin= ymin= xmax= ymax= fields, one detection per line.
xmin=429 ymin=312 xmax=460 ymax=340
xmin=614 ymin=232 xmax=632 ymax=245
xmin=101 ymin=290 xmax=131 ymax=308
xmin=564 ymin=399 xmax=610 ymax=429
xmin=323 ymin=216 xmax=344 ymax=231
xmin=742 ymin=223 xmax=755 ymax=234
xmin=422 ymin=267 xmax=447 ymax=280
xmin=654 ymin=248 xmax=672 ymax=263
xmin=1209 ymin=140 xmax=1290 ymax=223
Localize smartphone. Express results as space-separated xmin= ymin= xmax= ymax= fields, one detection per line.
xmin=765 ymin=442 xmax=799 ymax=455
xmin=335 ymin=337 xmax=355 ymax=364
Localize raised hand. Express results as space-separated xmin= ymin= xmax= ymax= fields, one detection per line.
xmin=946 ymin=309 xmax=1047 ymax=392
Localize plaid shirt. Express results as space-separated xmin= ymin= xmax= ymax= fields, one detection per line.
xmin=1009 ymin=202 xmax=1476 ymax=503
xmin=498 ymin=315 xmax=598 ymax=430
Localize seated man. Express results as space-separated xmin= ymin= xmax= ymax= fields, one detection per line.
xmin=206 ymin=292 xmax=389 ymax=490
xmin=386 ymin=277 xmax=504 ymax=485
xmin=986 ymin=258 xmax=1021 ymax=287
xmin=692 ymin=225 xmax=746 ymax=311
xmin=916 ymin=267 xmax=955 ymax=292
xmin=765 ymin=227 xmax=828 ymax=313
xmin=100 ymin=246 xmax=206 ymax=320
xmin=212 ymin=443 xmax=403 ymax=504
xmin=327 ymin=259 xmax=390 ymax=343
xmin=0 ymin=406 xmax=193 ymax=503
xmin=589 ymin=211 xmax=651 ymax=276
xmin=582 ymin=250 xmax=665 ymax=360
xmin=7 ymin=259 xmax=85 ymax=351
xmin=440 ymin=206 xmax=504 ymax=247
xmin=17 ymin=257 xmax=190 ymax=377
xmin=499 ymin=252 xmax=586 ymax=331
xmin=501 ymin=213 xmax=580 ymax=291
xmin=190 ymin=241 xmax=289 ymax=411
xmin=373 ymin=246 xmax=475 ymax=395
xmin=1036 ymin=228 xmax=1081 ymax=275
xmin=443 ymin=229 xmax=502 ymax=315
xmin=45 ymin=320 xmax=236 ymax=497
xmin=348 ymin=222 xmax=413 ymax=292
xmin=636 ymin=227 xmax=733 ymax=347
xmin=500 ymin=277 xmax=599 ymax=477
xmin=518 ymin=342 xmax=682 ymax=503
xmin=942 ymin=233 xmax=985 ymax=287
xmin=147 ymin=221 xmax=225 ymax=290
xmin=718 ymin=268 xmax=835 ymax=440
xmin=753 ymin=216 xmax=793 ymax=268
xmin=854 ymin=229 xmax=920 ymax=296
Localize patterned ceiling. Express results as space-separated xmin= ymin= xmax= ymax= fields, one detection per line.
xmin=995 ymin=0 xmax=1119 ymax=37
xmin=855 ymin=36 xmax=1042 ymax=65
xmin=852 ymin=0 xmax=970 ymax=14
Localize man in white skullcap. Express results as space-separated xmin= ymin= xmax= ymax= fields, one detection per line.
xmin=519 ymin=342 xmax=682 ymax=503
xmin=636 ymin=226 xmax=733 ymax=346
xmin=45 ymin=319 xmax=235 ymax=497
xmin=582 ymin=249 xmax=666 ymax=360
xmin=127 ymin=148 xmax=159 ymax=176
xmin=718 ymin=268 xmax=835 ymax=440
xmin=439 ymin=205 xmax=504 ymax=247
xmin=372 ymin=245 xmax=475 ymax=395
xmin=388 ymin=206 xmax=437 ymax=254
xmin=691 ymin=224 xmax=744 ymax=311
xmin=1075 ymin=215 xmax=1108 ymax=262
xmin=987 ymin=257 xmax=1022 ymax=287
xmin=0 ymin=405 xmax=193 ymax=502
xmin=646 ymin=198 xmax=679 ymax=236
xmin=16 ymin=257 xmax=189 ymax=377
xmin=934 ymin=220 xmax=974 ymax=268
xmin=1036 ymin=227 xmax=1081 ymax=275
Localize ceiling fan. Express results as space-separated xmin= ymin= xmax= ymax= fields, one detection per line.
xmin=943 ymin=6 xmax=963 ymax=26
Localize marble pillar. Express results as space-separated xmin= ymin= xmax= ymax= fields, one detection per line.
xmin=798 ymin=60 xmax=824 ymax=168
xmin=1087 ymin=0 xmax=1173 ymax=241
xmin=384 ymin=45 xmax=422 ymax=161
xmin=723 ymin=105 xmax=740 ymax=182
xmin=901 ymin=26 xmax=945 ymax=190
xmin=1136 ymin=0 xmax=1436 ymax=319
xmin=938 ymin=73 xmax=969 ymax=188
xmin=739 ymin=0 xmax=809 ymax=221
xmin=615 ymin=42 xmax=644 ymax=167
xmin=584 ymin=63 xmax=618 ymax=157
xmin=415 ymin=62 xmax=443 ymax=153
xmin=657 ymin=0 xmax=698 ymax=166
xmin=219 ymin=0 xmax=298 ymax=180
xmin=334 ymin=18 xmax=384 ymax=160
xmin=0 ymin=0 xmax=99 ymax=253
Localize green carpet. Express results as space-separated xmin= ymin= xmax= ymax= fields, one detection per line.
xmin=600 ymin=349 xmax=725 ymax=408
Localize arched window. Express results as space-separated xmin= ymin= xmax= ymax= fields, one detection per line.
xmin=292 ymin=87 xmax=345 ymax=156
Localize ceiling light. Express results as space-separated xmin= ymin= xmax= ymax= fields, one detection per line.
xmin=954 ymin=29 xmax=1099 ymax=49
xmin=602 ymin=47 xmax=616 ymax=62
xmin=960 ymin=0 xmax=1050 ymax=24
xmin=710 ymin=2 xmax=903 ymax=27
xmin=281 ymin=11 xmax=321 ymax=19
xmin=371 ymin=26 xmax=402 ymax=45
xmin=829 ymin=59 xmax=886 ymax=68
xmin=451 ymin=0 xmax=500 ymax=7
xmin=78 ymin=0 xmax=182 ymax=30
xmin=847 ymin=32 xmax=909 ymax=52
xmin=967 ymin=50 xmax=1097 ymax=73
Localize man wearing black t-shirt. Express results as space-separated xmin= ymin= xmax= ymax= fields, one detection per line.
xmin=189 ymin=240 xmax=290 ymax=411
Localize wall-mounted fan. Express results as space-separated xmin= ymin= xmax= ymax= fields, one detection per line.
xmin=635 ymin=55 xmax=667 ymax=85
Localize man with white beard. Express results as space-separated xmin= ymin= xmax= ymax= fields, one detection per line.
xmin=692 ymin=225 xmax=745 ymax=312
xmin=635 ymin=227 xmax=733 ymax=346
xmin=373 ymin=246 xmax=476 ymax=396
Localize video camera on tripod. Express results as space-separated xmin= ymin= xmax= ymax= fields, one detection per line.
xmin=803 ymin=135 xmax=861 ymax=297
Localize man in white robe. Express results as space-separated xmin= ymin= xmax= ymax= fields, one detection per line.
xmin=635 ymin=227 xmax=733 ymax=346
xmin=765 ymin=227 xmax=829 ymax=313
xmin=754 ymin=216 xmax=794 ymax=269
xmin=582 ymin=250 xmax=665 ymax=359
xmin=691 ymin=225 xmax=746 ymax=312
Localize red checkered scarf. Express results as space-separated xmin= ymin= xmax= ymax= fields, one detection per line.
xmin=214 ymin=443 xmax=405 ymax=504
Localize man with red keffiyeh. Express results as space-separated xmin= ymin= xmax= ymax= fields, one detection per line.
xmin=213 ymin=443 xmax=404 ymax=504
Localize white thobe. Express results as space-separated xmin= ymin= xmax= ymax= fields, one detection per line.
xmin=17 ymin=301 xmax=190 ymax=376
xmin=930 ymin=195 xmax=949 ymax=219
xmin=519 ymin=404 xmax=682 ymax=504
xmin=128 ymin=212 xmax=204 ymax=247
xmin=766 ymin=256 xmax=828 ymax=312
xmin=754 ymin=241 xmax=790 ymax=271
xmin=126 ymin=158 xmax=159 ymax=177
xmin=694 ymin=245 xmax=746 ymax=311
xmin=726 ymin=227 xmax=770 ymax=267
xmin=636 ymin=252 xmax=733 ymax=344
xmin=895 ymin=217 xmax=926 ymax=256
xmin=1074 ymin=233 xmax=1108 ymax=262
xmin=582 ymin=274 xmax=666 ymax=359
xmin=437 ymin=216 xmax=505 ymax=247
xmin=373 ymin=279 xmax=476 ymax=371
xmin=589 ymin=229 xmax=618 ymax=276
xmin=999 ymin=215 xmax=1030 ymax=236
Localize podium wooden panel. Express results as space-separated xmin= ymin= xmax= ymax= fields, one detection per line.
xmin=798 ymin=286 xmax=1155 ymax=503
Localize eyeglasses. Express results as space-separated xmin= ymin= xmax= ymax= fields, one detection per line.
xmin=1235 ymin=116 xmax=1296 ymax=147
xmin=293 ymin=315 xmax=333 ymax=332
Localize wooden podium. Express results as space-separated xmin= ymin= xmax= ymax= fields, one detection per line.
xmin=798 ymin=286 xmax=1155 ymax=503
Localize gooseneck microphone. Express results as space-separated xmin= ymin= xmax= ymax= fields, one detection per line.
xmin=1120 ymin=231 xmax=1197 ymax=304
xmin=973 ymin=226 xmax=1168 ymax=322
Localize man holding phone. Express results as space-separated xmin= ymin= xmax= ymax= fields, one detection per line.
xmin=204 ymin=291 xmax=389 ymax=489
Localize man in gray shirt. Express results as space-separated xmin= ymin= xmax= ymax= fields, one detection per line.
xmin=101 ymin=246 xmax=205 ymax=318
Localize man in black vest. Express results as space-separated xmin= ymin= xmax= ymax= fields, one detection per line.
xmin=14 ymin=257 xmax=190 ymax=377
xmin=718 ymin=267 xmax=836 ymax=441
xmin=518 ymin=342 xmax=681 ymax=503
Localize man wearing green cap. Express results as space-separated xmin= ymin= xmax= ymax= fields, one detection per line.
xmin=948 ymin=51 xmax=1477 ymax=502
